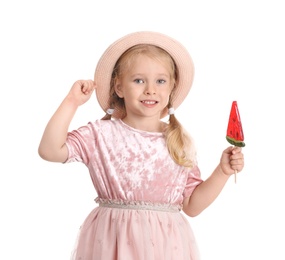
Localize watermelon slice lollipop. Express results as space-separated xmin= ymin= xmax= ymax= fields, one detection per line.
xmin=226 ymin=101 xmax=245 ymax=183
xmin=226 ymin=101 xmax=245 ymax=147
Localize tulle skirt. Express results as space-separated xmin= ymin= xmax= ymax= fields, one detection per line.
xmin=71 ymin=202 xmax=200 ymax=260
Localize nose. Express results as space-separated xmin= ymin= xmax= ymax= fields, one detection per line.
xmin=144 ymin=83 xmax=156 ymax=95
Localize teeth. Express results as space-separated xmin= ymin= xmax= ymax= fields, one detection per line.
xmin=142 ymin=101 xmax=156 ymax=104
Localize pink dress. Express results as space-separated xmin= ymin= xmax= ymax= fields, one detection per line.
xmin=65 ymin=119 xmax=203 ymax=260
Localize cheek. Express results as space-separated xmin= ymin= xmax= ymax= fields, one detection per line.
xmin=164 ymin=87 xmax=173 ymax=99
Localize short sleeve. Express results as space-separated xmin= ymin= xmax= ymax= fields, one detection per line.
xmin=64 ymin=123 xmax=96 ymax=165
xmin=183 ymin=165 xmax=203 ymax=198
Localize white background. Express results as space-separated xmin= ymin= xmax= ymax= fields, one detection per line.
xmin=1 ymin=1 xmax=284 ymax=259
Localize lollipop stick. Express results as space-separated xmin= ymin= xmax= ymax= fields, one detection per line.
xmin=234 ymin=145 xmax=237 ymax=184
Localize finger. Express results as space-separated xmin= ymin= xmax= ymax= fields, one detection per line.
xmin=225 ymin=146 xmax=235 ymax=154
xmin=231 ymin=146 xmax=241 ymax=154
xmin=231 ymin=149 xmax=244 ymax=159
xmin=230 ymin=158 xmax=244 ymax=172
xmin=81 ymin=80 xmax=94 ymax=94
xmin=81 ymin=82 xmax=88 ymax=93
xmin=87 ymin=80 xmax=95 ymax=91
xmin=231 ymin=156 xmax=244 ymax=165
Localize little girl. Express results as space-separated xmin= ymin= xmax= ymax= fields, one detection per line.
xmin=38 ymin=31 xmax=244 ymax=260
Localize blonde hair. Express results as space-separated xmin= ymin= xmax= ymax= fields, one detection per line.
xmin=102 ymin=44 xmax=196 ymax=168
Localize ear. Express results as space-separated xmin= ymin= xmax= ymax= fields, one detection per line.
xmin=114 ymin=82 xmax=124 ymax=98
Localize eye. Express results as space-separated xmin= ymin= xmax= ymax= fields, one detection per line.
xmin=157 ymin=79 xmax=166 ymax=84
xmin=134 ymin=79 xmax=144 ymax=84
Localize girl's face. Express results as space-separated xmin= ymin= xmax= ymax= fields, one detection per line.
xmin=114 ymin=54 xmax=174 ymax=121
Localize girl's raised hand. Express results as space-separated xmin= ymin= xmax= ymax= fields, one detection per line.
xmin=68 ymin=80 xmax=96 ymax=106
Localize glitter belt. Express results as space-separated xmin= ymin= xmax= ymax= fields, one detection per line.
xmin=96 ymin=198 xmax=181 ymax=212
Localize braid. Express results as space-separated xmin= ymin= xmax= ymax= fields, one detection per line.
xmin=165 ymin=103 xmax=195 ymax=168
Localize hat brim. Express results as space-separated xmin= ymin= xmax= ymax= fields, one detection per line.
xmin=94 ymin=31 xmax=194 ymax=119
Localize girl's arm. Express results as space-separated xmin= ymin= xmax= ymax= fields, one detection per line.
xmin=183 ymin=146 xmax=244 ymax=217
xmin=38 ymin=80 xmax=95 ymax=163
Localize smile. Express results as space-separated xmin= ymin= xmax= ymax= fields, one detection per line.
xmin=141 ymin=100 xmax=158 ymax=104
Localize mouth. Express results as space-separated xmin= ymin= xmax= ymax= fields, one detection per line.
xmin=141 ymin=100 xmax=158 ymax=105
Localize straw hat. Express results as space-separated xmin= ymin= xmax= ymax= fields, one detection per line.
xmin=94 ymin=31 xmax=194 ymax=118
